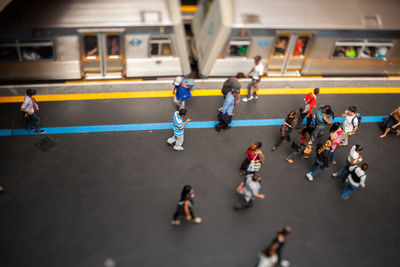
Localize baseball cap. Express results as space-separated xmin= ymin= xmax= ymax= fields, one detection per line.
xmin=173 ymin=76 xmax=183 ymax=86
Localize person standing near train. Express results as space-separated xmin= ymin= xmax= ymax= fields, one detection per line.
xmin=340 ymin=106 xmax=360 ymax=146
xmin=172 ymin=76 xmax=194 ymax=110
xmin=171 ymin=185 xmax=202 ymax=225
xmin=242 ymin=55 xmax=264 ymax=103
xmin=20 ymin=89 xmax=45 ymax=134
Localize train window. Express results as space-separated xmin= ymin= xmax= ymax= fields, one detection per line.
xmin=107 ymin=35 xmax=121 ymax=58
xmin=362 ymin=41 xmax=393 ymax=59
xmin=149 ymin=37 xmax=172 ymax=56
xmin=293 ymin=37 xmax=309 ymax=57
xmin=19 ymin=41 xmax=55 ymax=61
xmin=226 ymin=40 xmax=250 ymax=57
xmin=0 ymin=45 xmax=19 ymax=61
xmin=332 ymin=45 xmax=362 ymax=58
xmin=273 ymin=36 xmax=289 ymax=57
xmin=84 ymin=35 xmax=98 ymax=58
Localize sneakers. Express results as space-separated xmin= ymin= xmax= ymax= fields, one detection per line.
xmin=305 ymin=172 xmax=314 ymax=181
xmin=281 ymin=260 xmax=290 ymax=267
xmin=253 ymin=95 xmax=258 ymax=99
xmin=242 ymin=96 xmax=253 ymax=102
xmin=332 ymin=172 xmax=338 ymax=178
xmin=174 ymin=147 xmax=184 ymax=151
xmin=193 ymin=217 xmax=202 ymax=224
xmin=171 ymin=220 xmax=181 ymax=225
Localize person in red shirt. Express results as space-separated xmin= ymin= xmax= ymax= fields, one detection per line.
xmin=296 ymin=88 xmax=319 ymax=129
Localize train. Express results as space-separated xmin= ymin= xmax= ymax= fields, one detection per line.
xmin=0 ymin=0 xmax=399 ymax=81
xmin=191 ymin=0 xmax=400 ymax=77
xmin=0 ymin=0 xmax=190 ymax=80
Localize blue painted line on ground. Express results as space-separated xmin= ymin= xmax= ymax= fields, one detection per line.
xmin=1 ymin=116 xmax=386 ymax=137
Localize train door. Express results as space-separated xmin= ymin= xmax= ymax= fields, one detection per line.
xmin=267 ymin=34 xmax=311 ymax=76
xmin=81 ymin=32 xmax=123 ymax=79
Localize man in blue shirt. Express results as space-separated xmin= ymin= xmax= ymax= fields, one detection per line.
xmin=173 ymin=77 xmax=194 ymax=110
xmin=167 ymin=109 xmax=192 ymax=151
xmin=215 ymin=89 xmax=240 ymax=132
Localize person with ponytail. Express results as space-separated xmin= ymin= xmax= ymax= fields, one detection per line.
xmin=305 ymin=140 xmax=332 ymax=181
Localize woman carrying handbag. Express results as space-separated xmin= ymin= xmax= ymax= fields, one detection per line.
xmin=240 ymin=142 xmax=265 ymax=175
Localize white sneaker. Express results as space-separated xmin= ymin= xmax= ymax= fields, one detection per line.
xmin=281 ymin=260 xmax=290 ymax=267
xmin=253 ymin=95 xmax=258 ymax=99
xmin=242 ymin=96 xmax=253 ymax=102
xmin=174 ymin=147 xmax=184 ymax=151
xmin=218 ymin=107 xmax=222 ymax=111
xmin=305 ymin=172 xmax=314 ymax=181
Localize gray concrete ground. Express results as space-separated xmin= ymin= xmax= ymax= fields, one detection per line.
xmin=0 ymin=92 xmax=400 ymax=267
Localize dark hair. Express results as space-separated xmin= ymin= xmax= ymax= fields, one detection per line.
xmin=287 ymin=110 xmax=297 ymax=120
xmin=314 ymin=88 xmax=320 ymax=95
xmin=255 ymin=55 xmax=261 ymax=61
xmin=179 ymin=109 xmax=187 ymax=116
xmin=355 ymin=144 xmax=363 ymax=151
xmin=330 ymin=122 xmax=341 ymax=133
xmin=361 ymin=163 xmax=368 ymax=170
xmin=252 ymin=173 xmax=261 ymax=182
xmin=180 ymin=185 xmax=192 ymax=201
xmin=254 ymin=142 xmax=262 ymax=149
xmin=279 ymin=226 xmax=291 ymax=236
xmin=348 ymin=106 xmax=357 ymax=113
xmin=236 ymin=72 xmax=245 ymax=79
xmin=323 ymin=105 xmax=332 ymax=115
xmin=26 ymin=89 xmax=36 ymax=96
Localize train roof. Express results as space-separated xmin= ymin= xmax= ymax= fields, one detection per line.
xmin=0 ymin=0 xmax=176 ymax=29
xmin=232 ymin=0 xmax=400 ymax=30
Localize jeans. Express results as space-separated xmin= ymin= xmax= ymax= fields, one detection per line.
xmin=167 ymin=134 xmax=184 ymax=150
xmin=274 ymin=134 xmax=291 ymax=149
xmin=329 ymin=149 xmax=337 ymax=162
xmin=337 ymin=160 xmax=351 ymax=180
xmin=25 ymin=113 xmax=41 ymax=132
xmin=309 ymin=157 xmax=325 ymax=176
xmin=246 ymin=78 xmax=258 ymax=98
xmin=341 ymin=183 xmax=358 ymax=199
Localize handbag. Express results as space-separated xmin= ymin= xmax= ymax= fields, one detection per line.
xmin=247 ymin=153 xmax=262 ymax=172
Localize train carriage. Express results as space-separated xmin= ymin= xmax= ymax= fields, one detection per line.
xmin=192 ymin=0 xmax=400 ymax=77
xmin=0 ymin=0 xmax=190 ymax=81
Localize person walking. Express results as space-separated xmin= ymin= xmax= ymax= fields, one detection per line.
xmin=341 ymin=163 xmax=368 ymax=200
xmin=286 ymin=130 xmax=312 ymax=163
xmin=234 ymin=173 xmax=265 ymax=210
xmin=172 ymin=76 xmax=194 ymax=110
xmin=256 ymin=243 xmax=279 ymax=267
xmin=171 ymin=185 xmax=202 ymax=225
xmin=220 ymin=72 xmax=244 ymax=100
xmin=311 ymin=105 xmax=333 ymax=141
xmin=167 ymin=109 xmax=191 ymax=151
xmin=380 ymin=106 xmax=400 ymax=138
xmin=242 ymin=55 xmax=264 ymax=103
xmin=340 ymin=106 xmax=360 ymax=146
xmin=305 ymin=140 xmax=332 ymax=181
xmin=271 ymin=111 xmax=297 ymax=151
xmin=333 ymin=144 xmax=363 ymax=179
xmin=328 ymin=122 xmax=344 ymax=165
xmin=267 ymin=227 xmax=292 ymax=267
xmin=215 ymin=88 xmax=240 ymax=132
xmin=297 ymin=88 xmax=319 ymax=129
xmin=20 ymin=89 xmax=45 ymax=134
xmin=240 ymin=142 xmax=265 ymax=175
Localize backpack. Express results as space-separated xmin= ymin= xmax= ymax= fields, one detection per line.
xmin=221 ymin=85 xmax=232 ymax=97
xmin=351 ymin=113 xmax=362 ymax=126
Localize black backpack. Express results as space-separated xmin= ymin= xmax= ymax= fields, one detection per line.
xmin=221 ymin=85 xmax=232 ymax=97
xmin=351 ymin=113 xmax=362 ymax=126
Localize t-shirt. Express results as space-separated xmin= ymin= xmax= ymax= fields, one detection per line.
xmin=21 ymin=95 xmax=38 ymax=114
xmin=348 ymin=145 xmax=362 ymax=163
xmin=342 ymin=114 xmax=358 ymax=133
xmin=251 ymin=62 xmax=264 ymax=80
xmin=223 ymin=77 xmax=241 ymax=91
xmin=348 ymin=165 xmax=366 ymax=187
xmin=173 ymin=111 xmax=184 ymax=136
xmin=243 ymin=175 xmax=260 ymax=202
xmin=304 ymin=93 xmax=317 ymax=115
xmin=315 ymin=107 xmax=332 ymax=126
xmin=257 ymin=254 xmax=278 ymax=267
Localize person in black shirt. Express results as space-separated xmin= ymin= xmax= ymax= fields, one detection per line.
xmin=271 ymin=111 xmax=297 ymax=151
xmin=171 ymin=185 xmax=202 ymax=225
xmin=267 ymin=226 xmax=292 ymax=267
xmin=305 ymin=140 xmax=332 ymax=181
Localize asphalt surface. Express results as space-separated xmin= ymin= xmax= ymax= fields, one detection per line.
xmin=1 ymin=92 xmax=400 ymax=267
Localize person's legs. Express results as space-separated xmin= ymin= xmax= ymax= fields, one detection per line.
xmin=252 ymin=81 xmax=258 ymax=97
xmin=245 ymin=79 xmax=257 ymax=99
xmin=311 ymin=165 xmax=324 ymax=176
xmin=272 ymin=136 xmax=285 ymax=150
xmin=341 ymin=184 xmax=357 ymax=199
xmin=31 ymin=113 xmax=41 ymax=132
xmin=25 ymin=114 xmax=33 ymax=130
xmin=329 ymin=149 xmax=337 ymax=163
xmin=311 ymin=125 xmax=324 ymax=141
xmin=287 ymin=150 xmax=300 ymax=160
xmin=167 ymin=135 xmax=177 ymax=145
xmin=179 ymin=100 xmax=185 ymax=110
xmin=173 ymin=135 xmax=184 ymax=150
xmin=173 ymin=95 xmax=180 ymax=106
xmin=297 ymin=112 xmax=306 ymax=128
xmin=335 ymin=160 xmax=350 ymax=178
xmin=234 ymin=196 xmax=253 ymax=210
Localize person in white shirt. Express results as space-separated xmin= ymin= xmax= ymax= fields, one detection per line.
xmin=20 ymin=89 xmax=45 ymax=134
xmin=257 ymin=243 xmax=279 ymax=267
xmin=341 ymin=163 xmax=368 ymax=200
xmin=333 ymin=144 xmax=363 ymax=179
xmin=242 ymin=55 xmax=264 ymax=103
xmin=340 ymin=106 xmax=360 ymax=146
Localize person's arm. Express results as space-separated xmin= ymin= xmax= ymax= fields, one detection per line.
xmin=258 ymin=151 xmax=265 ymax=165
xmin=181 ymin=118 xmax=192 ymax=129
xmin=360 ymin=174 xmax=367 ymax=188
xmin=350 ymin=125 xmax=358 ymax=135
xmin=392 ymin=121 xmax=400 ymax=129
xmin=323 ymin=116 xmax=333 ymax=125
xmin=246 ymin=67 xmax=254 ymax=78
xmin=255 ymin=194 xmax=265 ymax=199
xmin=184 ymin=200 xmax=192 ymax=220
xmin=172 ymin=86 xmax=176 ymax=95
